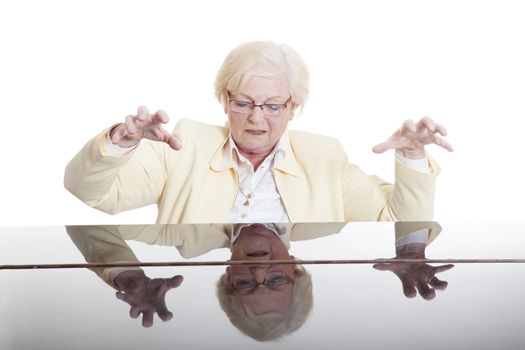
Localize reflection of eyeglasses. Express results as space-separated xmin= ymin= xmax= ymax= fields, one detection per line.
xmin=228 ymin=92 xmax=291 ymax=117
xmin=232 ymin=271 xmax=294 ymax=295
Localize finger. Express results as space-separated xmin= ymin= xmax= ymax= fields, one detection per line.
xmin=372 ymin=141 xmax=393 ymax=154
xmin=429 ymin=276 xmax=448 ymax=290
xmin=374 ymin=135 xmax=415 ymax=153
xmin=142 ymin=311 xmax=154 ymax=328
xmin=416 ymin=280 xmax=436 ymax=300
xmin=157 ymin=306 xmax=174 ymax=322
xmin=418 ymin=116 xmax=436 ymax=134
xmin=373 ymin=263 xmax=394 ymax=271
xmin=152 ymin=128 xmax=182 ymax=150
xmin=136 ymin=106 xmax=149 ymax=121
xmin=151 ymin=110 xmax=169 ymax=124
xmin=158 ymin=275 xmax=183 ymax=294
xmin=111 ymin=122 xmax=130 ymax=144
xmin=168 ymin=275 xmax=184 ymax=288
xmin=401 ymin=280 xmax=417 ymax=298
xmin=130 ymin=306 xmax=141 ymax=319
xmin=167 ymin=135 xmax=182 ymax=150
xmin=431 ymin=135 xmax=454 ymax=152
xmin=401 ymin=119 xmax=417 ymax=134
xmin=115 ymin=291 xmax=129 ymax=302
xmin=372 ymin=137 xmax=412 ymax=153
xmin=125 ymin=114 xmax=138 ymax=135
xmin=373 ymin=119 xmax=417 ymax=153
xmin=434 ymin=123 xmax=448 ymax=137
xmin=432 ymin=264 xmax=454 ymax=274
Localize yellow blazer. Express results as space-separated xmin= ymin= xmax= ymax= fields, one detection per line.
xmin=64 ymin=119 xmax=440 ymax=223
xmin=66 ymin=222 xmax=441 ymax=286
xmin=66 ymin=223 xmax=346 ymax=285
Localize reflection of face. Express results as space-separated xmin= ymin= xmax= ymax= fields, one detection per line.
xmin=228 ymin=225 xmax=295 ymax=315
xmin=226 ymin=75 xmax=293 ymax=159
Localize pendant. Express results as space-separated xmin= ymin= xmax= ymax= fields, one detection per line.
xmin=243 ymin=199 xmax=250 ymax=206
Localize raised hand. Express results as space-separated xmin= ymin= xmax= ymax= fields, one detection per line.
xmin=113 ymin=270 xmax=184 ymax=327
xmin=110 ymin=106 xmax=182 ymax=150
xmin=372 ymin=116 xmax=453 ymax=159
xmin=373 ymin=261 xmax=454 ymax=300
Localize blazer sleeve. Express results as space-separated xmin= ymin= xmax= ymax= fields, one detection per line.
xmin=340 ymin=141 xmax=440 ymax=221
xmin=66 ymin=225 xmax=140 ymax=286
xmin=64 ymin=130 xmax=171 ymax=214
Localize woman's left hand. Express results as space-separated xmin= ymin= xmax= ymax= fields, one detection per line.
xmin=372 ymin=116 xmax=454 ymax=159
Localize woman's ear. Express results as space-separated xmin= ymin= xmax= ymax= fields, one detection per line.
xmin=222 ymin=93 xmax=229 ymax=114
xmin=290 ymin=256 xmax=305 ymax=277
xmin=289 ymin=102 xmax=300 ymax=120
xmin=224 ymin=266 xmax=235 ymax=294
xmin=293 ymin=264 xmax=305 ymax=277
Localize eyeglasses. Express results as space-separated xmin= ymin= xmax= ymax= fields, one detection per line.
xmin=232 ymin=270 xmax=294 ymax=295
xmin=228 ymin=92 xmax=292 ymax=117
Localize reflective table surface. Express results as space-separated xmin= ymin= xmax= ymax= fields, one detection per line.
xmin=1 ymin=222 xmax=525 ymax=349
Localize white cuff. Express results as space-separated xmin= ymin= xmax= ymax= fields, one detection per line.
xmin=396 ymin=229 xmax=430 ymax=246
xmin=395 ymin=153 xmax=430 ymax=173
xmin=105 ymin=132 xmax=137 ymax=156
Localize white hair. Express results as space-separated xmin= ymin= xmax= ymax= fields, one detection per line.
xmin=216 ymin=265 xmax=313 ymax=342
xmin=214 ymin=41 xmax=309 ymax=112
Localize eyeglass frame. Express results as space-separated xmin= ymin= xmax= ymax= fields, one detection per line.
xmin=227 ymin=91 xmax=292 ymax=117
xmin=231 ymin=269 xmax=295 ymax=295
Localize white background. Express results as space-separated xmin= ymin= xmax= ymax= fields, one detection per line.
xmin=1 ymin=0 xmax=524 ymax=225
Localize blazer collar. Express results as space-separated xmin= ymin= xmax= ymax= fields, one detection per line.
xmin=272 ymin=132 xmax=303 ymax=178
xmin=209 ymin=130 xmax=235 ymax=171
xmin=209 ymin=129 xmax=303 ymax=178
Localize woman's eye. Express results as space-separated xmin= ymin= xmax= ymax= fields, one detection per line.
xmin=265 ymin=104 xmax=281 ymax=111
xmin=268 ymin=276 xmax=287 ymax=285
xmin=234 ymin=101 xmax=251 ymax=108
xmin=234 ymin=280 xmax=254 ymax=288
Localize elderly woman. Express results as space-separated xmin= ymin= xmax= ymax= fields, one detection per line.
xmin=64 ymin=41 xmax=452 ymax=223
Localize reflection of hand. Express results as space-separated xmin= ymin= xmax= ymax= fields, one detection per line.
xmin=110 ymin=106 xmax=182 ymax=150
xmin=113 ymin=270 xmax=183 ymax=327
xmin=373 ymin=261 xmax=453 ymax=300
xmin=372 ymin=116 xmax=453 ymax=159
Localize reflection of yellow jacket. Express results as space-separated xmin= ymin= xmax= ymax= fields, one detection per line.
xmin=64 ymin=119 xmax=440 ymax=223
xmin=66 ymin=223 xmax=346 ymax=284
xmin=66 ymin=222 xmax=441 ymax=285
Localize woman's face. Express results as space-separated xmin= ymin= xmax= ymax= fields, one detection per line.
xmin=228 ymin=225 xmax=295 ymax=315
xmin=225 ymin=74 xmax=293 ymax=158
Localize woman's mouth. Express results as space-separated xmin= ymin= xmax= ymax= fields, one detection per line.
xmin=246 ymin=251 xmax=269 ymax=257
xmin=245 ymin=130 xmax=267 ymax=135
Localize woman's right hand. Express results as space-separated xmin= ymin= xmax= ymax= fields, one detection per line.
xmin=110 ymin=105 xmax=182 ymax=150
xmin=114 ymin=270 xmax=184 ymax=328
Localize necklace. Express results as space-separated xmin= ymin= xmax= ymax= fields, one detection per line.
xmin=238 ymin=165 xmax=273 ymax=207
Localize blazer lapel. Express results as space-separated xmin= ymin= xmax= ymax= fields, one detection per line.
xmin=273 ymin=134 xmax=309 ymax=221
xmin=209 ymin=131 xmax=236 ymax=172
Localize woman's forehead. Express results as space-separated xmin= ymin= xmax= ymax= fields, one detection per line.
xmin=232 ymin=75 xmax=290 ymax=100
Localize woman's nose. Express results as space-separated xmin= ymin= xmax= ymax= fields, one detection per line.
xmin=247 ymin=105 xmax=265 ymax=121
xmin=249 ymin=265 xmax=269 ymax=272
